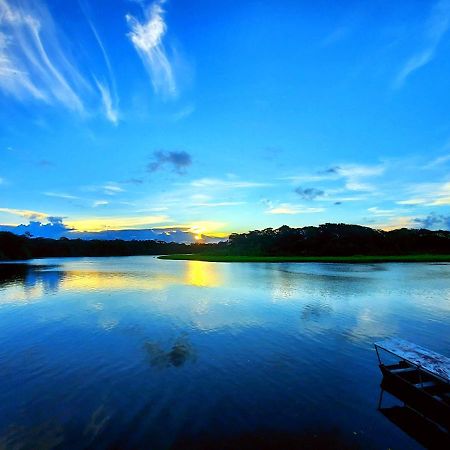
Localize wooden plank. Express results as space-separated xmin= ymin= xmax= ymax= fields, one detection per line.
xmin=414 ymin=381 xmax=436 ymax=389
xmin=391 ymin=367 xmax=417 ymax=374
xmin=375 ymin=338 xmax=450 ymax=383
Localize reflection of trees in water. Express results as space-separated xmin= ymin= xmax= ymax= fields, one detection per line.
xmin=301 ymin=302 xmax=333 ymax=321
xmin=321 ymin=264 xmax=387 ymax=274
xmin=144 ymin=335 xmax=196 ymax=368
xmin=0 ymin=263 xmax=65 ymax=294
xmin=25 ymin=267 xmax=65 ymax=295
xmin=0 ymin=264 xmax=29 ymax=287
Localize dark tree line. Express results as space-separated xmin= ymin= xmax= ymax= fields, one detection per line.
xmin=221 ymin=224 xmax=450 ymax=256
xmin=0 ymin=232 xmax=213 ymax=260
xmin=2 ymin=224 xmax=450 ymax=260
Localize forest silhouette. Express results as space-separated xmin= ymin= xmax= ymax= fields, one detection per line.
xmin=1 ymin=223 xmax=450 ymax=261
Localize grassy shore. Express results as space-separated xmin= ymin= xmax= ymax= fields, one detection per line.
xmin=158 ymin=254 xmax=450 ymax=263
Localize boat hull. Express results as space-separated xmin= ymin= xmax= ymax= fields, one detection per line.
xmin=379 ymin=363 xmax=450 ymax=431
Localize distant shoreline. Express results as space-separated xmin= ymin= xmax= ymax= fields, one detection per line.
xmin=158 ymin=254 xmax=450 ymax=263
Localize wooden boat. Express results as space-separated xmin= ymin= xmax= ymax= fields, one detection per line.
xmin=374 ymin=338 xmax=450 ymax=431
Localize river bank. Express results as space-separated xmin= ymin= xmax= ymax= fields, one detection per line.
xmin=158 ymin=254 xmax=450 ymax=263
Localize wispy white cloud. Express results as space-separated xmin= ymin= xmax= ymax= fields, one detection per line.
xmin=286 ymin=163 xmax=384 ymax=193
xmin=0 ymin=0 xmax=119 ymax=122
xmin=79 ymin=0 xmax=119 ymax=123
xmin=396 ymin=198 xmax=426 ymax=205
xmin=0 ymin=207 xmax=49 ymax=221
xmin=327 ymin=165 xmax=382 ymax=192
xmin=93 ymin=200 xmax=109 ymax=207
xmin=82 ymin=182 xmax=125 ymax=196
xmin=367 ymin=207 xmax=404 ymax=217
xmin=191 ymin=178 xmax=270 ymax=189
xmin=0 ymin=0 xmax=89 ymax=111
xmin=427 ymin=181 xmax=450 ymax=205
xmin=321 ymin=25 xmax=351 ymax=47
xmin=283 ymin=174 xmax=333 ymax=183
xmin=191 ymin=201 xmax=246 ymax=208
xmin=44 ymin=191 xmax=79 ymax=200
xmin=170 ymin=104 xmax=195 ymax=121
xmin=294 ymin=163 xmax=384 ymax=193
xmin=266 ymin=203 xmax=324 ymax=215
xmin=95 ymin=78 xmax=118 ymax=124
xmin=428 ymin=196 xmax=450 ymax=205
xmin=429 ymin=154 xmax=450 ymax=166
xmin=344 ymin=180 xmax=376 ymax=192
xmin=102 ymin=182 xmax=124 ymax=195
xmin=333 ymin=164 xmax=384 ymax=191
xmin=0 ymin=30 xmax=44 ymax=101
xmin=394 ymin=0 xmax=450 ymax=87
xmin=396 ymin=181 xmax=450 ymax=206
xmin=126 ymin=0 xmax=176 ymax=97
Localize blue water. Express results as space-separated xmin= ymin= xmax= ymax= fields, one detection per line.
xmin=0 ymin=257 xmax=449 ymax=449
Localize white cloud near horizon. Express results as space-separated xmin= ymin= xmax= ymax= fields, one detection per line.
xmin=394 ymin=0 xmax=450 ymax=87
xmin=126 ymin=0 xmax=176 ymax=97
xmin=371 ymin=216 xmax=414 ymax=231
xmin=0 ymin=206 xmax=49 ymax=221
xmin=396 ymin=180 xmax=450 ymax=206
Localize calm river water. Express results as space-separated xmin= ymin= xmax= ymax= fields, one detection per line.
xmin=0 ymin=257 xmax=449 ymax=449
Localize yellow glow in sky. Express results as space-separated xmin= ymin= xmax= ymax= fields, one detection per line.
xmin=67 ymin=215 xmax=170 ymax=232
xmin=186 ymin=221 xmax=229 ymax=237
xmin=64 ymin=217 xmax=231 ymax=237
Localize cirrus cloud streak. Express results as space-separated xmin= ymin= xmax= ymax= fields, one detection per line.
xmin=126 ymin=0 xmax=176 ymax=97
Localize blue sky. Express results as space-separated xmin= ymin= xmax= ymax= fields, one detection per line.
xmin=1 ymin=0 xmax=450 ymax=239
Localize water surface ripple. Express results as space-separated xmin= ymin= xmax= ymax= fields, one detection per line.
xmin=0 ymin=257 xmax=449 ymax=449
